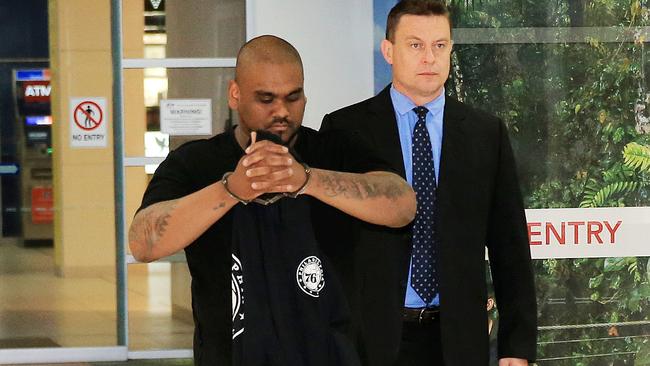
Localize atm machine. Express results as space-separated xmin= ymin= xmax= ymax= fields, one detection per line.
xmin=13 ymin=69 xmax=53 ymax=246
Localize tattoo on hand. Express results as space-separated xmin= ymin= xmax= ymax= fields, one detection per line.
xmin=316 ymin=171 xmax=407 ymax=200
xmin=213 ymin=201 xmax=226 ymax=211
xmin=128 ymin=200 xmax=177 ymax=259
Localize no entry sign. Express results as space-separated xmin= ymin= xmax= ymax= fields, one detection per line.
xmin=70 ymin=97 xmax=108 ymax=148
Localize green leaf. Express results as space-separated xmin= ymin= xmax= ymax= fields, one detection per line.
xmin=604 ymin=257 xmax=627 ymax=272
xmin=580 ymin=181 xmax=638 ymax=208
xmin=603 ymin=123 xmax=613 ymax=134
xmin=623 ymin=142 xmax=650 ymax=173
xmin=589 ymin=274 xmax=604 ymax=288
xmin=613 ymin=127 xmax=625 ymax=143
xmin=573 ymin=258 xmax=588 ymax=267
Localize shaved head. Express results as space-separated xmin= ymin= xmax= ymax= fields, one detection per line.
xmin=235 ymin=35 xmax=304 ymax=81
xmin=229 ymin=35 xmax=306 ymax=147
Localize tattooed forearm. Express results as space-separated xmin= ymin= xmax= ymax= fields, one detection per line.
xmin=213 ymin=201 xmax=226 ymax=211
xmin=310 ymin=169 xmax=416 ymax=227
xmin=317 ymin=171 xmax=362 ymax=199
xmin=315 ymin=171 xmax=408 ymax=200
xmin=128 ymin=200 xmax=178 ymax=262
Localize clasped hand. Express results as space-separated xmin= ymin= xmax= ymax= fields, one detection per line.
xmin=227 ymin=132 xmax=307 ymax=201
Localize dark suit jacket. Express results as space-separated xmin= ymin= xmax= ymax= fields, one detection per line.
xmin=320 ymin=85 xmax=537 ymax=366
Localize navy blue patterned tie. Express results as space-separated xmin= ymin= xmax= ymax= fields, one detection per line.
xmin=410 ymin=106 xmax=438 ymax=304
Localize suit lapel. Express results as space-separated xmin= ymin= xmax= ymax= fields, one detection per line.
xmin=438 ymin=97 xmax=468 ymax=203
xmin=368 ymin=86 xmax=407 ymax=178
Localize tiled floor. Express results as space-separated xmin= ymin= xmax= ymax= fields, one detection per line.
xmin=0 ymin=239 xmax=194 ymax=363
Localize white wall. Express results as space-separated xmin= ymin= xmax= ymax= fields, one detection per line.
xmin=248 ymin=0 xmax=375 ymax=129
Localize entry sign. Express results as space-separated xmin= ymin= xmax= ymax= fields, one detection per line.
xmin=70 ymin=97 xmax=108 ymax=148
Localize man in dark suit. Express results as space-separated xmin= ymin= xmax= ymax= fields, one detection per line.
xmin=320 ymin=1 xmax=537 ymax=365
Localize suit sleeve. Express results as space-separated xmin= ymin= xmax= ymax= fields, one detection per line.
xmin=321 ymin=111 xmax=355 ymax=133
xmin=486 ymin=120 xmax=537 ymax=362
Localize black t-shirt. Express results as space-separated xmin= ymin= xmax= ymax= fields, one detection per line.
xmin=138 ymin=125 xmax=392 ymax=365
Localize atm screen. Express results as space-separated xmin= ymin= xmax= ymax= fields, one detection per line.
xmin=25 ymin=116 xmax=53 ymax=126
xmin=25 ymin=127 xmax=51 ymax=147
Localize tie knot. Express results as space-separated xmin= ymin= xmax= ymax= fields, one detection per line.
xmin=413 ymin=106 xmax=428 ymax=121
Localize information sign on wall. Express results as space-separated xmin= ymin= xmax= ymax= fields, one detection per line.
xmin=69 ymin=97 xmax=108 ymax=148
xmin=160 ymin=99 xmax=212 ymax=136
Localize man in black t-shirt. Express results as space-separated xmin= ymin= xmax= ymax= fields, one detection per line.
xmin=129 ymin=35 xmax=416 ymax=366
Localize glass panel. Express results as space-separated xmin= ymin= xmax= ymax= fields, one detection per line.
xmin=124 ymin=0 xmax=246 ymax=59
xmin=448 ymin=42 xmax=650 ymax=206
xmin=448 ymin=40 xmax=650 ymax=365
xmin=123 ymin=65 xmax=237 ymax=350
xmin=450 ymin=0 xmax=650 ymax=28
xmin=125 ymin=161 xmax=193 ymax=350
xmin=127 ymin=261 xmax=193 ymax=350
xmin=124 ymin=67 xmax=237 ymax=163
xmin=533 ymin=257 xmax=649 ymax=364
xmin=0 ymin=239 xmax=118 ymax=348
xmin=122 ymin=68 xmax=237 ymax=350
xmin=0 ymin=0 xmax=130 ymax=353
xmin=2 ymin=60 xmax=118 ymax=350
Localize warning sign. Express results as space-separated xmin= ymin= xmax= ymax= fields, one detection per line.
xmin=161 ymin=99 xmax=212 ymax=136
xmin=70 ymin=97 xmax=108 ymax=148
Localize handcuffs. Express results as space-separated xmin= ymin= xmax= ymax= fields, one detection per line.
xmin=221 ymin=163 xmax=311 ymax=206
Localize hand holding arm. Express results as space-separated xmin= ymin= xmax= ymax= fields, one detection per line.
xmin=243 ymin=139 xmax=416 ymax=228
xmin=128 ymin=135 xmax=294 ymax=262
xmin=131 ymin=134 xmax=415 ymax=262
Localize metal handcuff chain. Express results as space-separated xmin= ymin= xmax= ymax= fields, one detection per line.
xmin=221 ymin=163 xmax=311 ymax=206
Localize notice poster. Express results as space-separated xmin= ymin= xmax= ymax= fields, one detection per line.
xmin=160 ymin=99 xmax=212 ymax=136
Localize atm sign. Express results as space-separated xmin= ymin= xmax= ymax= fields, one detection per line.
xmin=24 ymin=81 xmax=51 ymax=102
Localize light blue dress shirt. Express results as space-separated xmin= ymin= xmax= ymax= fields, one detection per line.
xmin=389 ymin=86 xmax=445 ymax=308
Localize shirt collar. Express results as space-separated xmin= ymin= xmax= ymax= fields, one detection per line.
xmin=390 ymin=85 xmax=446 ymax=117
